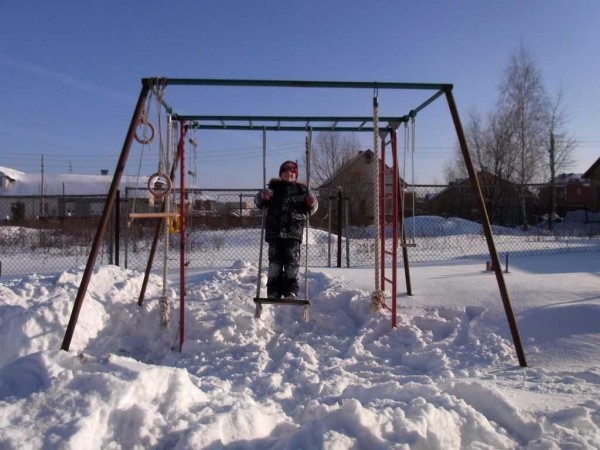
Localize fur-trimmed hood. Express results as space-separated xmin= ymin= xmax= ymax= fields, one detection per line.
xmin=267 ymin=178 xmax=308 ymax=189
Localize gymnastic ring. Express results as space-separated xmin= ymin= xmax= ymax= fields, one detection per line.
xmin=147 ymin=172 xmax=172 ymax=198
xmin=134 ymin=117 xmax=155 ymax=144
xmin=168 ymin=215 xmax=182 ymax=234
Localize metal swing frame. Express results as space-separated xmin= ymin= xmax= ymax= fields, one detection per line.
xmin=60 ymin=77 xmax=527 ymax=367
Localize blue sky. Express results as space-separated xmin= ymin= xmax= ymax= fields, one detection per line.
xmin=1 ymin=1 xmax=599 ymax=188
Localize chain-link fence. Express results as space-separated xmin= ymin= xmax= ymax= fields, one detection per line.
xmin=1 ymin=187 xmax=599 ymax=277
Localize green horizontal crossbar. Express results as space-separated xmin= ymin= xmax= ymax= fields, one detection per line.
xmin=186 ymin=124 xmax=382 ymax=132
xmin=143 ymin=77 xmax=452 ymax=91
xmin=141 ymin=78 xmax=452 ymax=131
xmin=181 ymin=115 xmax=415 ymax=132
xmin=178 ymin=115 xmax=409 ymax=123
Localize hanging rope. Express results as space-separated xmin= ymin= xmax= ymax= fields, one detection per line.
xmin=160 ymin=112 xmax=172 ymax=329
xmin=130 ymin=94 xmax=155 ymax=224
xmin=147 ymin=80 xmax=172 ymax=202
xmin=371 ymin=88 xmax=384 ymax=305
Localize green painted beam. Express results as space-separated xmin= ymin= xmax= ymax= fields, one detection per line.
xmin=185 ymin=124 xmax=386 ymax=132
xmin=177 ymin=115 xmax=410 ymax=123
xmin=143 ymin=77 xmax=452 ymax=91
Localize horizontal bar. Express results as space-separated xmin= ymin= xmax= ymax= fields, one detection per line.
xmin=184 ymin=124 xmax=383 ymax=132
xmin=129 ymin=212 xmax=180 ymax=219
xmin=143 ymin=78 xmax=452 ymax=91
xmin=178 ymin=115 xmax=409 ymax=123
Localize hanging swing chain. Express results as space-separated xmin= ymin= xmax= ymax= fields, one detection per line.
xmin=401 ymin=121 xmax=409 ymax=241
xmin=410 ymin=116 xmax=417 ymax=243
xmin=304 ymin=127 xmax=312 ymax=301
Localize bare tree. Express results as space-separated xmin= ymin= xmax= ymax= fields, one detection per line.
xmin=547 ymin=89 xmax=576 ymax=176
xmin=444 ymin=108 xmax=516 ymax=182
xmin=303 ymin=132 xmax=360 ymax=187
xmin=498 ymin=44 xmax=551 ymax=228
xmin=547 ymin=89 xmax=576 ymax=229
xmin=446 ymin=44 xmax=576 ymax=228
xmin=499 ymin=44 xmax=550 ymax=184
xmin=445 ymin=108 xmax=520 ymax=224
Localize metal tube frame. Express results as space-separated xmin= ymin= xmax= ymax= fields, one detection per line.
xmin=60 ymin=77 xmax=527 ymax=367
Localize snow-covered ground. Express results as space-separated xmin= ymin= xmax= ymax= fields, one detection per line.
xmin=0 ymin=241 xmax=599 ymax=448
xmin=1 ymin=210 xmax=599 ymax=276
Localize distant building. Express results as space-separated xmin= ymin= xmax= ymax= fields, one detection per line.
xmin=538 ymin=173 xmax=593 ymax=216
xmin=425 ymin=171 xmax=537 ymax=226
xmin=582 ymin=157 xmax=600 ymax=212
xmin=316 ymin=149 xmax=408 ymax=226
xmin=0 ymin=166 xmax=214 ymax=221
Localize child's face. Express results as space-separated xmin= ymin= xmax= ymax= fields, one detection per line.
xmin=281 ymin=169 xmax=297 ymax=182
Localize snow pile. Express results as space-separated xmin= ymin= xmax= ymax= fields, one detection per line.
xmin=0 ymin=253 xmax=599 ymax=448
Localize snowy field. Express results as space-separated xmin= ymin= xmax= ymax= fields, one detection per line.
xmin=1 ymin=211 xmax=599 ymax=275
xmin=0 ymin=245 xmax=599 ymax=448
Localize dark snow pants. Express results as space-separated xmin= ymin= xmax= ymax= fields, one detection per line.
xmin=267 ymin=238 xmax=301 ymax=298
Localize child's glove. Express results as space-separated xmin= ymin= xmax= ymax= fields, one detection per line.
xmin=260 ymin=189 xmax=273 ymax=200
xmin=304 ymin=196 xmax=316 ymax=207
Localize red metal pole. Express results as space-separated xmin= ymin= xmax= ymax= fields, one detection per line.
xmin=178 ymin=122 xmax=187 ymax=351
xmin=390 ymin=127 xmax=398 ymax=328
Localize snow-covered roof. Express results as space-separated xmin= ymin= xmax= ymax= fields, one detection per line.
xmin=554 ymin=173 xmax=584 ymax=185
xmin=0 ymin=165 xmax=211 ymax=198
xmin=0 ymin=171 xmax=149 ymax=196
xmin=0 ymin=165 xmax=26 ymax=180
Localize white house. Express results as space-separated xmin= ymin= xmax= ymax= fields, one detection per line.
xmin=0 ymin=166 xmax=213 ymax=221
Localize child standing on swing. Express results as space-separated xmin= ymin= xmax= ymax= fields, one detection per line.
xmin=254 ymin=160 xmax=318 ymax=299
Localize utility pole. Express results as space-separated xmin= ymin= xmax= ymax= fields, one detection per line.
xmin=549 ymin=132 xmax=556 ymax=231
xmin=40 ymin=154 xmax=45 ymax=218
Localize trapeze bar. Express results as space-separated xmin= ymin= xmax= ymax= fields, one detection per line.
xmin=143 ymin=78 xmax=452 ymax=91
xmin=129 ymin=212 xmax=180 ymax=219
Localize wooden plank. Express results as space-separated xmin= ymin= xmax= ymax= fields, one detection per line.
xmin=129 ymin=212 xmax=180 ymax=219
xmin=253 ymin=297 xmax=310 ymax=306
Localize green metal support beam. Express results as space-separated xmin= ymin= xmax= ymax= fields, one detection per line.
xmin=179 ymin=115 xmax=408 ymax=122
xmin=181 ymin=115 xmax=413 ymax=132
xmin=186 ymin=124 xmax=382 ymax=132
xmin=143 ymin=78 xmax=453 ymax=91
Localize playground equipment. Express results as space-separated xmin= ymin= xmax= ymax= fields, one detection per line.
xmin=60 ymin=78 xmax=527 ymax=367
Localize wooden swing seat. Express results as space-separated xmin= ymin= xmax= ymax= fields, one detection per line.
xmin=253 ymin=297 xmax=310 ymax=306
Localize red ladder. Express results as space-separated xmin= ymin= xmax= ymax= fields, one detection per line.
xmin=379 ymin=126 xmax=399 ymax=327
